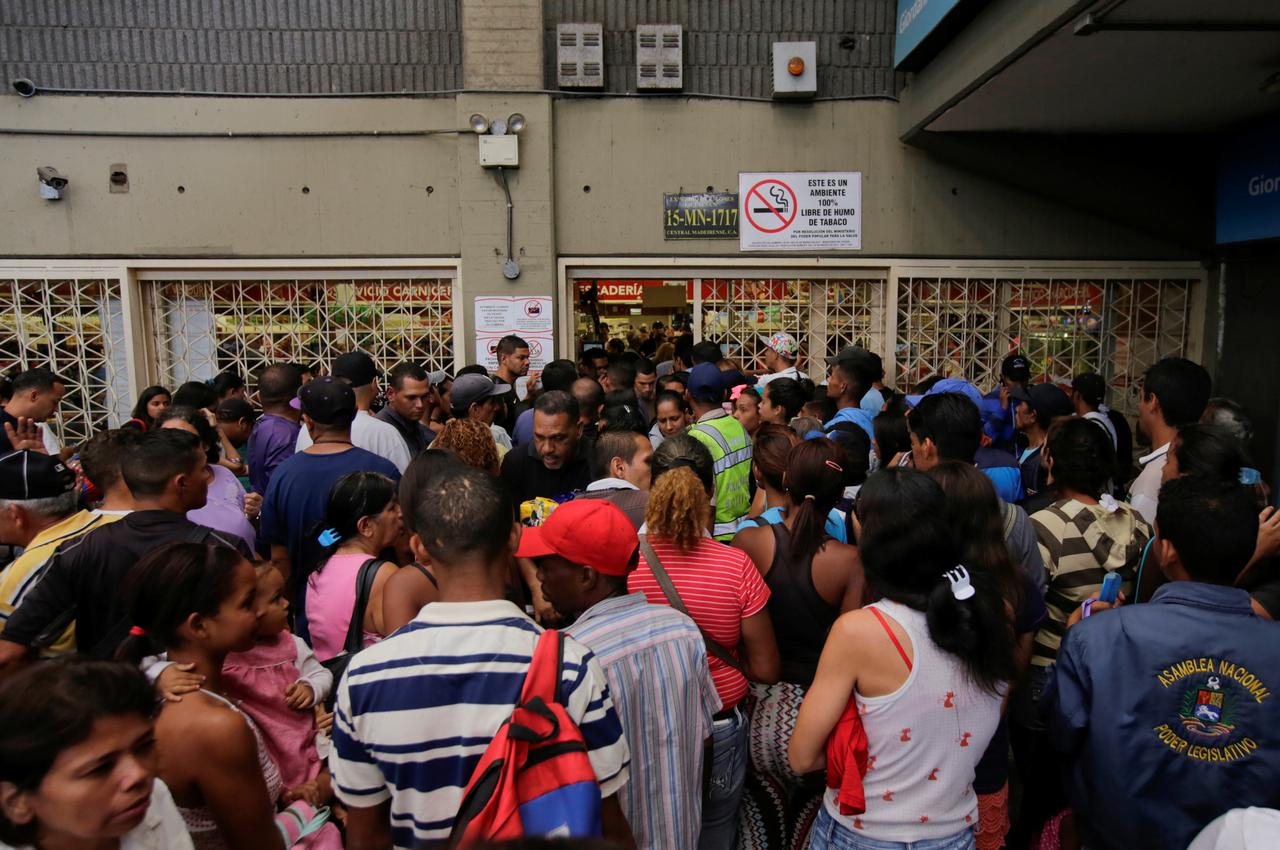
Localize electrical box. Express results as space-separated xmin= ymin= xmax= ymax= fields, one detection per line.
xmin=772 ymin=41 xmax=817 ymax=99
xmin=478 ymin=135 xmax=519 ymax=168
xmin=637 ymin=25 xmax=683 ymax=90
xmin=557 ymin=23 xmax=604 ymax=89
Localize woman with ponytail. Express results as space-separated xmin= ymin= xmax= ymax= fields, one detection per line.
xmin=629 ymin=433 xmax=780 ymax=850
xmin=118 ymin=542 xmax=325 ymax=850
xmin=303 ymin=472 xmax=402 ymax=661
xmin=791 ymin=468 xmax=1016 ymax=850
xmin=730 ymin=438 xmax=866 ymax=850
xmin=927 ymin=461 xmax=1039 ymax=850
xmin=759 ymin=376 xmax=813 ymax=426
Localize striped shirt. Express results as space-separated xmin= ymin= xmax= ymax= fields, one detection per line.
xmin=0 ymin=510 xmax=124 ymax=655
xmin=566 ymin=593 xmax=721 ymax=850
xmin=630 ymin=536 xmax=771 ymax=708
xmin=329 ymin=599 xmax=630 ymax=849
xmin=1030 ymin=498 xmax=1153 ymax=666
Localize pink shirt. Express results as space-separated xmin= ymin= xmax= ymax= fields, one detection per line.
xmin=630 ymin=536 xmax=770 ymax=709
xmin=305 ymin=552 xmax=383 ymax=661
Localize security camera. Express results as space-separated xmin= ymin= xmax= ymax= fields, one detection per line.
xmin=37 ymin=166 xmax=68 ymax=200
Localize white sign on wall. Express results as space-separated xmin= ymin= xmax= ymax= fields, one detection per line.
xmin=738 ymin=171 xmax=862 ymax=251
xmin=474 ymin=296 xmax=554 ymax=371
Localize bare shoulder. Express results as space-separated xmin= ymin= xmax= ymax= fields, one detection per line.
xmin=157 ymin=693 xmax=256 ymax=762
xmin=816 ymin=539 xmax=860 ymax=567
xmin=830 ymin=607 xmax=877 ymax=641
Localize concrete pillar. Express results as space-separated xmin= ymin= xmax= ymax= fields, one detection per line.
xmin=456 ymin=0 xmax=555 ymax=365
xmin=461 ymin=0 xmax=544 ymax=90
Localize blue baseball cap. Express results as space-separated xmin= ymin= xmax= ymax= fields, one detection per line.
xmin=905 ymin=378 xmax=984 ymax=410
xmin=687 ymin=363 xmax=726 ymax=402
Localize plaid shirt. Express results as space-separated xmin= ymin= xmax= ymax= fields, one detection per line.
xmin=567 ymin=593 xmax=721 ymax=850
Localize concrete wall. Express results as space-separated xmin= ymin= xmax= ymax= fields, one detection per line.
xmin=0 ymin=93 xmax=1194 ymax=263
xmin=552 ymin=98 xmax=1192 ymax=259
xmin=0 ymin=96 xmax=463 ymax=256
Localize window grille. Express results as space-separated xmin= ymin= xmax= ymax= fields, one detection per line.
xmin=0 ymin=275 xmax=127 ymax=445
xmin=896 ymin=276 xmax=1193 ymax=420
xmin=700 ymin=277 xmax=887 ymax=380
xmin=146 ymin=276 xmax=455 ymax=398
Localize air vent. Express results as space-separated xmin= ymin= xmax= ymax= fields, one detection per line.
xmin=636 ymin=24 xmax=682 ymax=90
xmin=557 ymin=23 xmax=605 ymax=89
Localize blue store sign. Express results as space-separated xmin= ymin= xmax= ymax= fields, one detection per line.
xmin=894 ymin=0 xmax=966 ymax=68
xmin=1218 ymin=123 xmax=1280 ymax=245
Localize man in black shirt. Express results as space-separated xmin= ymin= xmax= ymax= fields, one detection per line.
xmin=500 ymin=390 xmax=591 ymax=505
xmin=0 ymin=429 xmax=250 ymax=676
xmin=0 ymin=367 xmax=66 ymax=455
xmin=375 ymin=362 xmax=434 ymax=457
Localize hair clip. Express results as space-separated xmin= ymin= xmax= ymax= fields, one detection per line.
xmin=1240 ymin=468 xmax=1261 ymax=486
xmin=317 ymin=528 xmax=341 ymax=546
xmin=1099 ymin=494 xmax=1119 ymax=514
xmin=824 ymin=459 xmax=844 ymax=473
xmin=944 ymin=566 xmax=976 ymax=601
xmin=128 ymin=625 xmax=147 ymax=637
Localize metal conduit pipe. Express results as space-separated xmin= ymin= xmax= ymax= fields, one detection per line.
xmin=9 ymin=77 xmax=898 ymax=104
xmin=0 ymin=128 xmax=467 ymax=139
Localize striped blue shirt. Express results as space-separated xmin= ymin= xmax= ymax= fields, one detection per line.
xmin=566 ymin=593 xmax=721 ymax=850
xmin=329 ymin=600 xmax=630 ymax=849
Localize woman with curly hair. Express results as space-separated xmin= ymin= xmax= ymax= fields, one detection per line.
xmin=432 ymin=417 xmax=500 ymax=476
xmin=629 ymin=432 xmax=780 ymax=850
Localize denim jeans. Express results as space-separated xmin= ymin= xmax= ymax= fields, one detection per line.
xmin=697 ymin=706 xmax=748 ymax=850
xmin=808 ymin=804 xmax=977 ymax=850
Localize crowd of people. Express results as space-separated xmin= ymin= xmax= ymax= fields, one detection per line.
xmin=0 ymin=327 xmax=1278 ymax=850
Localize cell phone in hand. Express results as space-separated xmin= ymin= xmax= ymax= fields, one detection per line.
xmin=1099 ymin=572 xmax=1122 ymax=604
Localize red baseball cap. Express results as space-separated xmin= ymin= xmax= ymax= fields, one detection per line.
xmin=515 ymin=499 xmax=640 ymax=577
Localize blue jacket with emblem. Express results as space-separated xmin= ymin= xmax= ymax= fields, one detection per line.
xmin=1044 ymin=582 xmax=1280 ymax=850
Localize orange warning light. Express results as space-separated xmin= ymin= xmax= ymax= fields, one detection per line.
xmin=787 ymin=56 xmax=805 ymax=76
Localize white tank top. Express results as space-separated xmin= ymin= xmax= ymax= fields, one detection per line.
xmin=822 ymin=599 xmax=1004 ymax=841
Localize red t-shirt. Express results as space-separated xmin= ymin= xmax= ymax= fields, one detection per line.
xmin=630 ymin=536 xmax=771 ymax=709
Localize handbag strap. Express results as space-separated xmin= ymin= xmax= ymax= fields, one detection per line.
xmin=341 ymin=558 xmax=384 ymax=655
xmin=638 ymin=534 xmax=745 ymax=674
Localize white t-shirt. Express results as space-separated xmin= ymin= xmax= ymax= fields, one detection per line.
xmin=296 ymin=410 xmax=411 ymax=472
xmin=1 ymin=779 xmax=194 ymax=850
xmin=1082 ymin=410 xmax=1118 ymax=451
xmin=756 ymin=365 xmax=801 ymax=387
xmin=1127 ymin=443 xmax=1169 ymax=525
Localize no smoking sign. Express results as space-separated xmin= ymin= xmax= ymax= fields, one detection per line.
xmin=744 ymin=179 xmax=797 ymax=234
xmin=739 ymin=171 xmax=862 ymax=251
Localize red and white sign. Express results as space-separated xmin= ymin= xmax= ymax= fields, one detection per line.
xmin=474 ymin=296 xmax=554 ymax=371
xmin=738 ymin=171 xmax=861 ymax=251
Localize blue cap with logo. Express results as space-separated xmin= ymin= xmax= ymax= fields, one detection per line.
xmin=687 ymin=363 xmax=727 ymax=402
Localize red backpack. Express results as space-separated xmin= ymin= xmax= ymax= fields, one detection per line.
xmin=448 ymin=629 xmax=603 ymax=847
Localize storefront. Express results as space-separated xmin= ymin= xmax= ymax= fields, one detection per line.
xmin=560 ymin=258 xmax=1204 ymax=420
xmin=0 ymin=260 xmax=460 ymax=444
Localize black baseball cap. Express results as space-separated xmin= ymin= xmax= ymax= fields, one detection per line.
xmin=1002 ymin=353 xmax=1031 ymax=383
xmin=1071 ymin=372 xmax=1107 ymax=407
xmin=333 ymin=351 xmax=378 ymax=388
xmin=1008 ymin=383 xmax=1073 ymax=424
xmin=297 ymin=376 xmax=357 ymax=425
xmin=0 ymin=450 xmax=76 ymax=500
